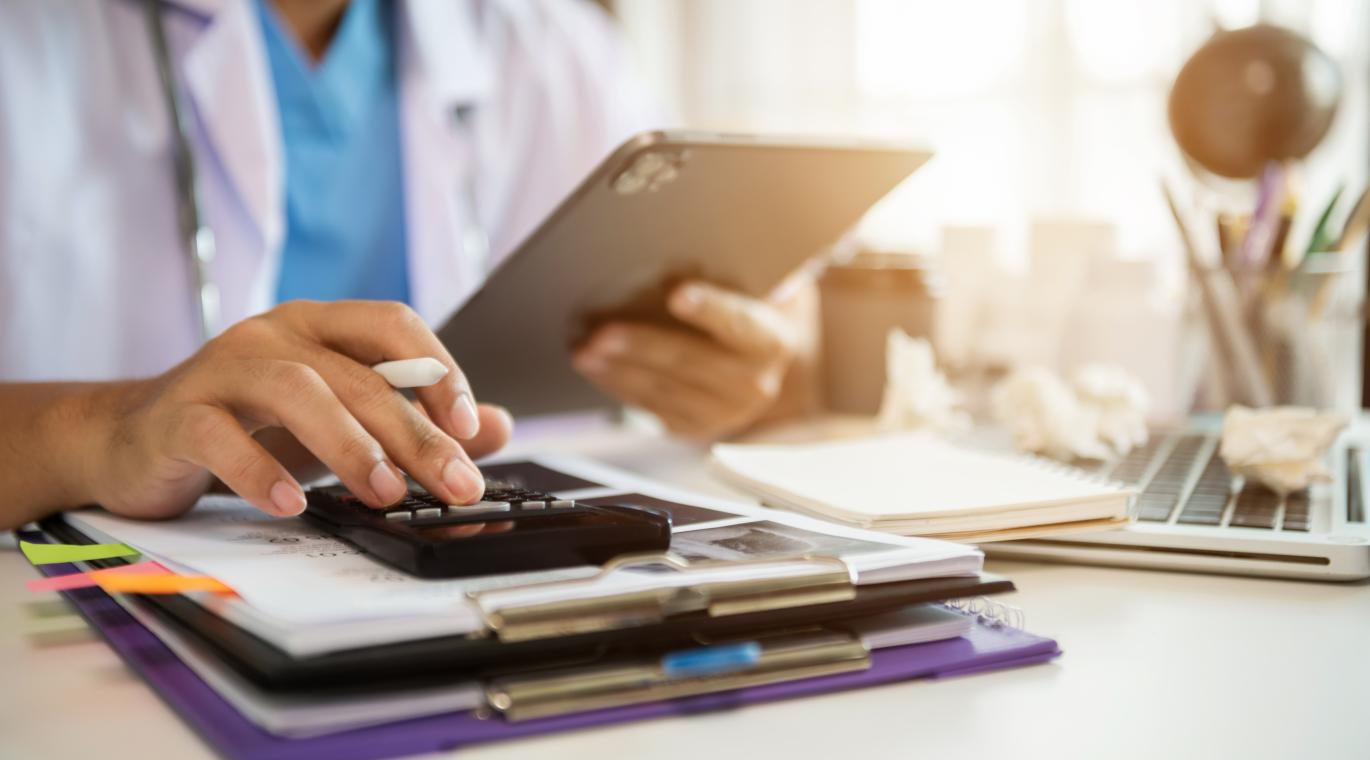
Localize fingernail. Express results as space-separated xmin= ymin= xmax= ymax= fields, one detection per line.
xmin=269 ymin=480 xmax=306 ymax=516
xmin=443 ymin=458 xmax=483 ymax=503
xmin=574 ymin=353 xmax=607 ymax=375
xmin=451 ymin=392 xmax=481 ymax=439
xmin=369 ymin=461 xmax=407 ymax=505
xmin=596 ymin=330 xmax=629 ymax=356
xmin=672 ymin=284 xmax=703 ymax=314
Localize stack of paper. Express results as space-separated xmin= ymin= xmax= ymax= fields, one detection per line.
xmin=713 ymin=432 xmax=1134 ymax=541
xmin=68 ymin=453 xmax=983 ymax=658
xmin=19 ymin=452 xmax=1061 ymax=753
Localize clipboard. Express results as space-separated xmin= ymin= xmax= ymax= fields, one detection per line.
xmin=38 ymin=518 xmax=1013 ymax=693
xmin=23 ymin=539 xmax=1059 ymax=759
xmin=484 ymin=628 xmax=872 ymax=721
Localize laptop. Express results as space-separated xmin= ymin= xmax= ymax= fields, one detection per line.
xmin=986 ymin=423 xmax=1370 ymax=581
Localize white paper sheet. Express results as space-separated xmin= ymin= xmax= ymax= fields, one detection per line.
xmin=68 ymin=454 xmax=982 ymax=656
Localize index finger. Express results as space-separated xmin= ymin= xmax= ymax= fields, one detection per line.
xmin=667 ymin=281 xmax=793 ymax=358
xmin=278 ymin=301 xmax=481 ymax=441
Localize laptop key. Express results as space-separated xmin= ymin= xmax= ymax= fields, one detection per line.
xmin=1231 ymin=512 xmax=1278 ymax=528
xmin=1108 ymin=436 xmax=1167 ymax=485
xmin=1177 ymin=456 xmax=1232 ymax=525
xmin=1176 ymin=507 xmax=1225 ymax=525
xmin=1135 ymin=493 xmax=1178 ymax=521
xmin=1229 ymin=484 xmax=1279 ymax=529
xmin=1282 ymin=491 xmax=1311 ymax=531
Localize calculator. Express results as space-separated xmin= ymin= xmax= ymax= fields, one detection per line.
xmin=302 ymin=482 xmax=673 ymax=578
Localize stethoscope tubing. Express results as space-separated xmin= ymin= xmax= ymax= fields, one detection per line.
xmin=142 ymin=0 xmax=490 ymax=346
xmin=145 ymin=0 xmax=220 ymax=345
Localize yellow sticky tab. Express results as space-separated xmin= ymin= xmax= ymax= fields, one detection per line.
xmin=20 ymin=540 xmax=140 ymax=565
xmin=96 ymin=574 xmax=233 ymax=595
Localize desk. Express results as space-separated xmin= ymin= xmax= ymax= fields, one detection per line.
xmin=3 ymin=421 xmax=1368 ymax=760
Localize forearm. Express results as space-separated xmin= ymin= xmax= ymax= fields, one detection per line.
xmin=0 ymin=382 xmax=121 ymax=529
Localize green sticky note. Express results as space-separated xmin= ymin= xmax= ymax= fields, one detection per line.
xmin=19 ymin=540 xmax=140 ymax=565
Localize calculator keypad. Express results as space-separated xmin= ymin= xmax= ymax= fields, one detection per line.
xmin=307 ymin=480 xmax=583 ymax=528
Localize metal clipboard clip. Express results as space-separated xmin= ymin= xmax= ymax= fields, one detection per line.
xmin=484 ymin=628 xmax=872 ymax=722
xmin=469 ymin=552 xmax=857 ymax=643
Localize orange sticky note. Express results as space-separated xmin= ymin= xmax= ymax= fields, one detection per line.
xmin=26 ymin=561 xmax=170 ymax=593
xmin=96 ymin=574 xmax=233 ymax=595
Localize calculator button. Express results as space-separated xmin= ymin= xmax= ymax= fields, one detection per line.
xmin=414 ymin=507 xmax=444 ymax=519
xmin=518 ymin=500 xmax=547 ymax=510
xmin=548 ymin=500 xmax=575 ymax=510
xmin=454 ymin=500 xmax=511 ymax=514
xmin=384 ymin=510 xmax=412 ymax=521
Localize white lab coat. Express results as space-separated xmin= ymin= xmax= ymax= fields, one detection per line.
xmin=0 ymin=0 xmax=657 ymax=382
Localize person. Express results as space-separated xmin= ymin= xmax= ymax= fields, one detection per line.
xmin=0 ymin=0 xmax=815 ymax=530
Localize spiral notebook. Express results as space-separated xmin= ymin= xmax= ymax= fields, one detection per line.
xmin=712 ymin=433 xmax=1134 ymax=541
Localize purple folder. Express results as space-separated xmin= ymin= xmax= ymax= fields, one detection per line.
xmin=34 ymin=553 xmax=1059 ymax=760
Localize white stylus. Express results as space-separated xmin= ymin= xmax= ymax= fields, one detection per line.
xmin=370 ymin=357 xmax=450 ymax=388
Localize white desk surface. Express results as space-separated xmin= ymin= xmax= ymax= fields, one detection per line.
xmin=3 ymin=420 xmax=1368 ymax=760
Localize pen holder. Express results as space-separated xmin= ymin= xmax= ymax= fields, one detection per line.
xmin=1184 ymin=257 xmax=1363 ymax=412
xmin=1269 ymin=254 xmax=1363 ymax=411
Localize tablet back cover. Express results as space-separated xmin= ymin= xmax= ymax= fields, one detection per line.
xmin=439 ymin=131 xmax=930 ymax=416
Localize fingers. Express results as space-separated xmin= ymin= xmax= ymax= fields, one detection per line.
xmin=280 ymin=300 xmax=481 ymax=442
xmin=575 ymin=357 xmax=732 ymax=438
xmin=127 ymin=302 xmax=502 ymax=519
xmin=463 ymin=405 xmax=514 ymax=460
xmin=407 ymin=401 xmax=513 ymax=461
xmin=667 ymin=281 xmax=794 ymax=358
xmin=170 ymin=405 xmax=305 ymax=517
xmin=575 ymin=323 xmax=776 ymax=404
xmin=204 ymin=360 xmax=410 ymax=508
xmin=293 ymin=348 xmax=486 ymax=505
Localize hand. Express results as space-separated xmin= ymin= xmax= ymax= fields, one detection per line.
xmin=72 ymin=301 xmax=512 ymax=520
xmin=572 ymin=281 xmax=798 ymax=439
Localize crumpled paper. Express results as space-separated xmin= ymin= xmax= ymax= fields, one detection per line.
xmin=1072 ymin=365 xmax=1149 ymax=456
xmin=877 ymin=329 xmax=969 ymax=433
xmin=993 ymin=365 xmax=1149 ymax=461
xmin=1219 ymin=405 xmax=1347 ymax=494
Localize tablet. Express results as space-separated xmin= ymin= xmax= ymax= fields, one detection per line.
xmin=438 ymin=131 xmax=931 ymax=416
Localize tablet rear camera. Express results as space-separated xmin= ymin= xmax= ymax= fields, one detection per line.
xmin=613 ymin=150 xmax=686 ymax=195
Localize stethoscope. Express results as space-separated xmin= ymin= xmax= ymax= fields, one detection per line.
xmin=143 ymin=0 xmax=489 ymax=345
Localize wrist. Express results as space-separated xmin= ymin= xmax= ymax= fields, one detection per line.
xmin=34 ymin=381 xmax=141 ymax=509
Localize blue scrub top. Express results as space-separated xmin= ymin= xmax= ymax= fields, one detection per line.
xmin=256 ymin=0 xmax=411 ymax=304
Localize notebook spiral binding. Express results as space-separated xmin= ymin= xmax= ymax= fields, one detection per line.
xmin=951 ymin=437 xmax=1133 ymax=493
xmin=943 ymin=596 xmax=1025 ymax=631
xmin=1015 ymin=450 xmax=1133 ymax=492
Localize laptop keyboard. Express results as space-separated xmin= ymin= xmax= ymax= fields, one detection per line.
xmin=1134 ymin=434 xmax=1206 ymax=521
xmin=1097 ymin=431 xmax=1315 ymax=532
xmin=1175 ymin=454 xmax=1232 ymax=526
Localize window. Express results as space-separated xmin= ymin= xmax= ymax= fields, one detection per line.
xmin=617 ymin=0 xmax=1369 ymax=263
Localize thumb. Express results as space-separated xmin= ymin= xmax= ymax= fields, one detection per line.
xmin=667 ymin=281 xmax=792 ymax=357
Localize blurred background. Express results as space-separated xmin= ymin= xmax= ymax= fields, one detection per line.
xmin=599 ymin=0 xmax=1370 ymax=420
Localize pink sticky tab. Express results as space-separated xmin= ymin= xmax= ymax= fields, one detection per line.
xmin=25 ymin=561 xmax=171 ymax=593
